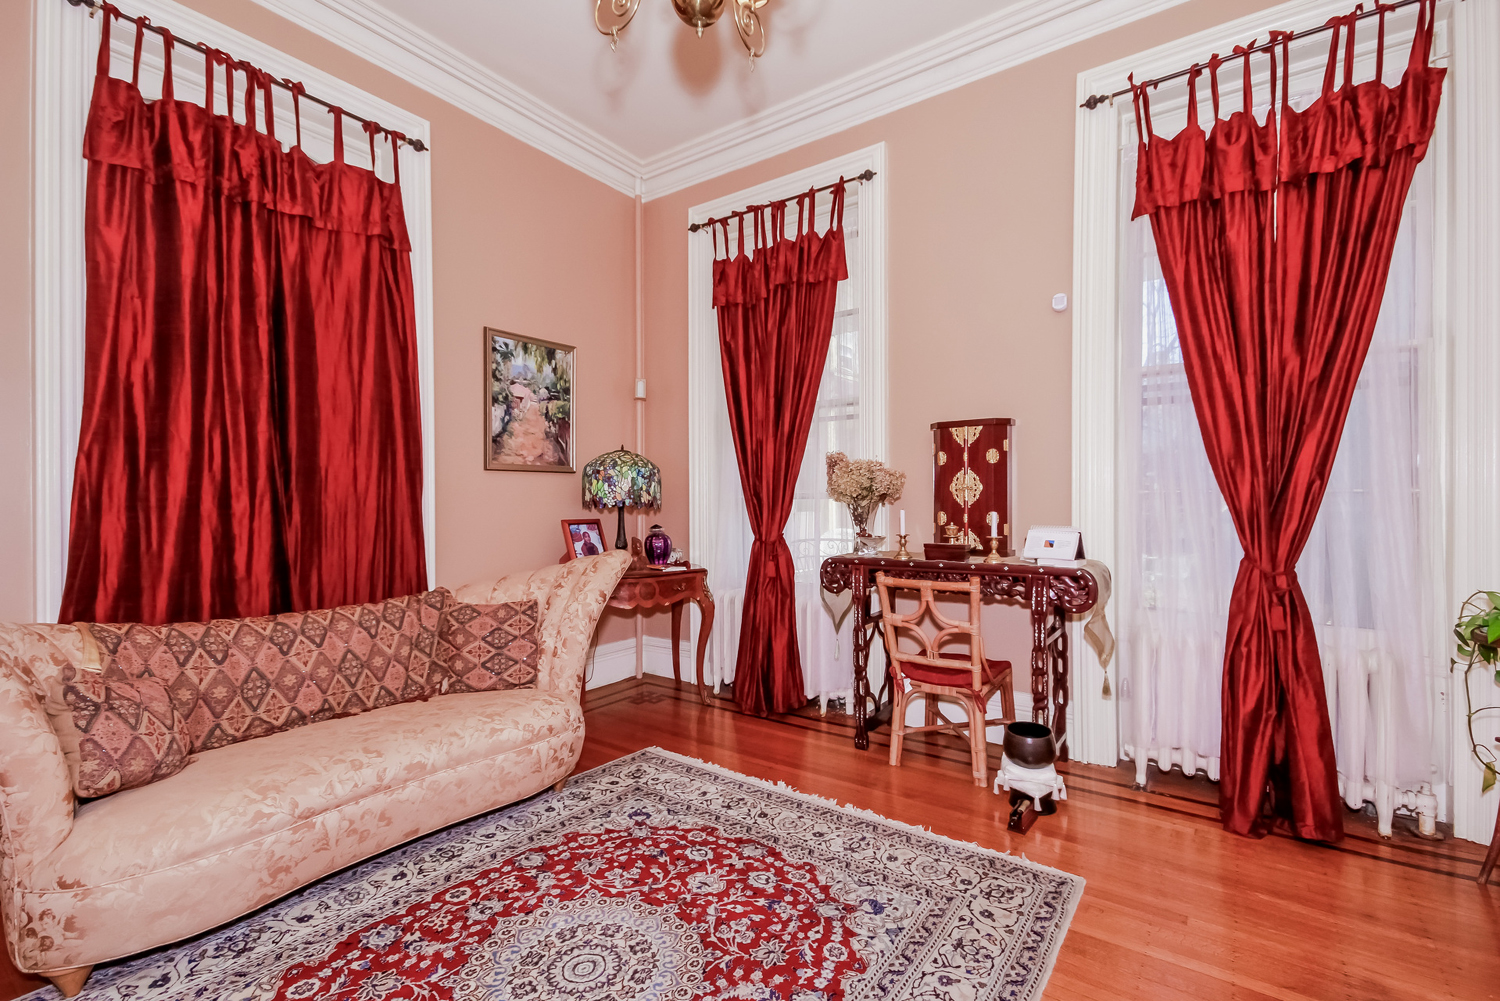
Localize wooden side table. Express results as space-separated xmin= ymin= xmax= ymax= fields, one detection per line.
xmin=607 ymin=566 xmax=715 ymax=705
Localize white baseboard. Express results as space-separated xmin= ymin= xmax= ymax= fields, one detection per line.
xmin=584 ymin=637 xmax=694 ymax=691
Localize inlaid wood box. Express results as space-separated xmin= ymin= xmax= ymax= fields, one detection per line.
xmin=931 ymin=418 xmax=1015 ymax=555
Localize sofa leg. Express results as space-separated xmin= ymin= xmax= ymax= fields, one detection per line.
xmin=47 ymin=966 xmax=92 ymax=997
xmin=553 ymin=777 xmax=568 ymax=792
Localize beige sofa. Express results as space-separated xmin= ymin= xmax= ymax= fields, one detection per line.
xmin=0 ymin=551 xmax=629 ymax=997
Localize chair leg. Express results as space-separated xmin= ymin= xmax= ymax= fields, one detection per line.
xmin=964 ymin=692 xmax=988 ymax=788
xmin=552 ymin=777 xmax=568 ymax=793
xmin=889 ymin=686 xmax=908 ymax=767
xmin=925 ymin=693 xmax=939 ymax=728
xmin=1000 ymin=670 xmax=1016 ymax=723
xmin=1480 ymin=805 xmax=1500 ymax=885
xmin=47 ymin=966 xmax=92 ymax=998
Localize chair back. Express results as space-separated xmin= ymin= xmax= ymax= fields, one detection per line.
xmin=875 ymin=572 xmax=983 ymax=690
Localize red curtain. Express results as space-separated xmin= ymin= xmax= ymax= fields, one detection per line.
xmin=1132 ymin=3 xmax=1444 ymax=839
xmin=713 ymin=185 xmax=848 ymax=715
xmin=59 ymin=8 xmax=426 ymax=624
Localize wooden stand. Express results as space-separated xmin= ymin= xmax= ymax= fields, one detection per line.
xmin=607 ymin=566 xmax=716 ymax=704
xmin=820 ymin=554 xmax=1098 ymax=755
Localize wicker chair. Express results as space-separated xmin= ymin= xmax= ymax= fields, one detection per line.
xmin=875 ymin=572 xmax=1015 ymax=787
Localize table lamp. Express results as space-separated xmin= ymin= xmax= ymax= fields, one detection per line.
xmin=581 ymin=446 xmax=663 ymax=550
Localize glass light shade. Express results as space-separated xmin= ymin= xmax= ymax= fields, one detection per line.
xmin=581 ymin=447 xmax=662 ymax=511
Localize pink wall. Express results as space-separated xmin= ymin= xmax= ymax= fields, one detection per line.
xmin=639 ymin=0 xmax=1284 ymax=571
xmin=0 ymin=0 xmax=641 ymax=636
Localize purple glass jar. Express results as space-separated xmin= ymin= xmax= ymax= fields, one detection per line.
xmin=644 ymin=524 xmax=672 ymax=565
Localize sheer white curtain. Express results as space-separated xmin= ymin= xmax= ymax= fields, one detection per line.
xmin=1116 ymin=145 xmax=1444 ymax=827
xmin=707 ymin=192 xmax=864 ymax=708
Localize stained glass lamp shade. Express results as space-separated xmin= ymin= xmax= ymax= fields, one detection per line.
xmin=581 ymin=446 xmax=663 ymax=550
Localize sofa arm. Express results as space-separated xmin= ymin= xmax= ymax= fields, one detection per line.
xmin=451 ymin=551 xmax=630 ymax=702
xmin=0 ymin=626 xmax=81 ymax=961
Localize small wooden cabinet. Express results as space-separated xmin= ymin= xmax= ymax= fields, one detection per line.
xmin=931 ymin=418 xmax=1016 ymax=556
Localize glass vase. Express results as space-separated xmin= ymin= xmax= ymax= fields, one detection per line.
xmin=846 ymin=501 xmax=884 ymax=556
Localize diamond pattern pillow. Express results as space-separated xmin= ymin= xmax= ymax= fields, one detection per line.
xmin=436 ymin=600 xmax=542 ymax=693
xmin=43 ymin=665 xmax=191 ymax=799
xmin=87 ymin=588 xmax=452 ymax=753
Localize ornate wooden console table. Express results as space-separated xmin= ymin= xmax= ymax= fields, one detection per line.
xmin=820 ymin=555 xmax=1099 ymax=758
xmin=607 ymin=566 xmax=715 ymax=705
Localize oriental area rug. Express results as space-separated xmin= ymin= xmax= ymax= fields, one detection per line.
xmin=37 ymin=748 xmax=1083 ymax=1001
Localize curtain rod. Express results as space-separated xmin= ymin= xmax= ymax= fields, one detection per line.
xmin=63 ymin=0 xmax=430 ymax=152
xmin=1079 ymin=0 xmax=1430 ymax=110
xmin=687 ymin=169 xmax=875 ymax=233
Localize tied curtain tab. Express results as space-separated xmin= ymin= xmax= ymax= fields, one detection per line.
xmin=713 ymin=184 xmax=848 ymax=716
xmin=60 ymin=8 xmax=426 ymax=625
xmin=1131 ymin=1 xmax=1444 ymax=839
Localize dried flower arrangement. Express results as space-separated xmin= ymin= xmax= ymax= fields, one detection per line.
xmin=825 ymin=451 xmax=905 ymax=539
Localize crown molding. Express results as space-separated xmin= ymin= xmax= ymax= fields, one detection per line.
xmin=246 ymin=0 xmax=1188 ymax=200
xmin=244 ymin=0 xmax=645 ymax=194
xmin=639 ymin=0 xmax=1190 ymax=198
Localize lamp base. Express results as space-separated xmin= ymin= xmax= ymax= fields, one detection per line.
xmin=615 ymin=506 xmax=628 ymax=550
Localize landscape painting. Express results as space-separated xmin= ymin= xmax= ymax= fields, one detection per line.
xmin=485 ymin=328 xmax=574 ymax=472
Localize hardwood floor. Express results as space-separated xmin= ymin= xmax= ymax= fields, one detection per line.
xmin=4 ymin=676 xmax=1494 ymax=1000
xmin=579 ymin=677 xmax=1500 ymax=1001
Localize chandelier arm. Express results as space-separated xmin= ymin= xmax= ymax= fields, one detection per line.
xmin=732 ymin=0 xmax=766 ymax=59
xmin=595 ymin=0 xmax=642 ymax=38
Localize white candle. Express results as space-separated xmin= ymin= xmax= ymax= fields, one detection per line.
xmin=900 ymin=509 xmax=906 ymax=535
xmin=988 ymin=511 xmax=998 ymax=534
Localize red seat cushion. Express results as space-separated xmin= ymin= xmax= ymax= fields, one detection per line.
xmin=896 ymin=654 xmax=1010 ymax=692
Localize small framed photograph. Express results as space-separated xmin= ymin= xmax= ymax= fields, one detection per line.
xmin=561 ymin=519 xmax=607 ymax=561
xmin=486 ymin=328 xmax=575 ymax=472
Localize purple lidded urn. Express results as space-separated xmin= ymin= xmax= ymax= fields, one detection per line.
xmin=645 ymin=525 xmax=672 ymax=565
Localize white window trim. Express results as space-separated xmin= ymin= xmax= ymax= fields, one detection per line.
xmin=32 ymin=0 xmax=437 ymax=621
xmin=685 ymin=144 xmax=888 ymax=673
xmin=1073 ymin=0 xmax=1500 ymax=843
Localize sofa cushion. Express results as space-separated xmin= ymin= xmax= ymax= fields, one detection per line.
xmin=436 ymin=600 xmax=542 ymax=693
xmin=29 ymin=688 xmax=582 ymax=896
xmin=41 ymin=666 xmax=190 ymax=798
xmin=87 ymin=588 xmax=452 ymax=753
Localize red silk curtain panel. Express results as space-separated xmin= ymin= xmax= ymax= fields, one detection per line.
xmin=60 ymin=8 xmax=426 ymax=624
xmin=1131 ymin=2 xmax=1444 ymax=840
xmin=713 ymin=185 xmax=848 ymax=715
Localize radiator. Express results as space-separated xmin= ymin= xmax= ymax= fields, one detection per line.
xmin=707 ymin=584 xmax=858 ymax=712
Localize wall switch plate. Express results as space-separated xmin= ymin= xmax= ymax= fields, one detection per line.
xmin=634 ymin=379 xmax=647 ymax=400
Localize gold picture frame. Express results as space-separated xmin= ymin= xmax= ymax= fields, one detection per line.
xmin=484 ymin=328 xmax=575 ymax=472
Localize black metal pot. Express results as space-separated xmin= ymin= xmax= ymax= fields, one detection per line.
xmin=1003 ymin=721 xmax=1056 ymax=768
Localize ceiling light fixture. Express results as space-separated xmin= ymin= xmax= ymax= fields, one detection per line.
xmin=596 ymin=0 xmax=770 ymax=63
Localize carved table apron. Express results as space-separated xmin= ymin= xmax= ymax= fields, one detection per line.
xmin=820 ymin=555 xmax=1099 ymax=758
xmin=607 ymin=567 xmax=716 ymax=705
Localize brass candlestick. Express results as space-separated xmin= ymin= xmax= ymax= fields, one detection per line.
xmin=895 ymin=534 xmax=912 ymax=559
xmin=984 ymin=536 xmax=1005 ymax=563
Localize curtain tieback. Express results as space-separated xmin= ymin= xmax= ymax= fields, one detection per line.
xmin=1248 ymin=559 xmax=1295 ymax=630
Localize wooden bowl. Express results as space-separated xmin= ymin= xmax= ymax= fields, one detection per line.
xmin=923 ymin=542 xmax=973 ymax=561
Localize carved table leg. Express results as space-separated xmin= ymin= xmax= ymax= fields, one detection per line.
xmin=671 ymin=600 xmax=684 ymax=682
xmin=1051 ymin=601 xmax=1070 ymax=761
xmin=851 ymin=575 xmax=872 ymax=750
xmin=693 ymin=589 xmax=715 ymax=706
xmin=1029 ymin=581 xmax=1050 ymax=728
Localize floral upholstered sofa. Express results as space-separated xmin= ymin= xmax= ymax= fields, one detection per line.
xmin=0 ymin=551 xmax=629 ymax=997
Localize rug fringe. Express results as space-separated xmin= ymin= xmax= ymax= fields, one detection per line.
xmin=575 ymin=746 xmax=1086 ymax=890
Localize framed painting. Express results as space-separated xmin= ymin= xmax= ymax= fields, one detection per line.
xmin=485 ymin=328 xmax=575 ymax=472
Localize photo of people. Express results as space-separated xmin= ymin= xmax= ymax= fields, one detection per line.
xmin=561 ymin=519 xmax=606 ymax=561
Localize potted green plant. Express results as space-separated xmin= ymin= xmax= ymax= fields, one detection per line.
xmin=1452 ymin=590 xmax=1500 ymax=793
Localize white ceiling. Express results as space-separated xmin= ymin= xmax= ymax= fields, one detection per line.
xmin=370 ymin=0 xmax=1023 ymax=160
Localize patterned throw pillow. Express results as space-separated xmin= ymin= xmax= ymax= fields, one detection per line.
xmin=87 ymin=589 xmax=452 ymax=753
xmin=436 ymin=600 xmax=542 ymax=693
xmin=43 ymin=665 xmax=191 ymax=798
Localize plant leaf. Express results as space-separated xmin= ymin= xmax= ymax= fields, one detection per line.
xmin=1485 ymin=591 xmax=1500 ymax=607
xmin=1485 ymin=762 xmax=1497 ymax=795
xmin=1494 ymin=667 xmax=1500 ymax=687
xmin=1489 ymin=618 xmax=1500 ymax=644
xmin=1458 ymin=644 xmax=1473 ymax=659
